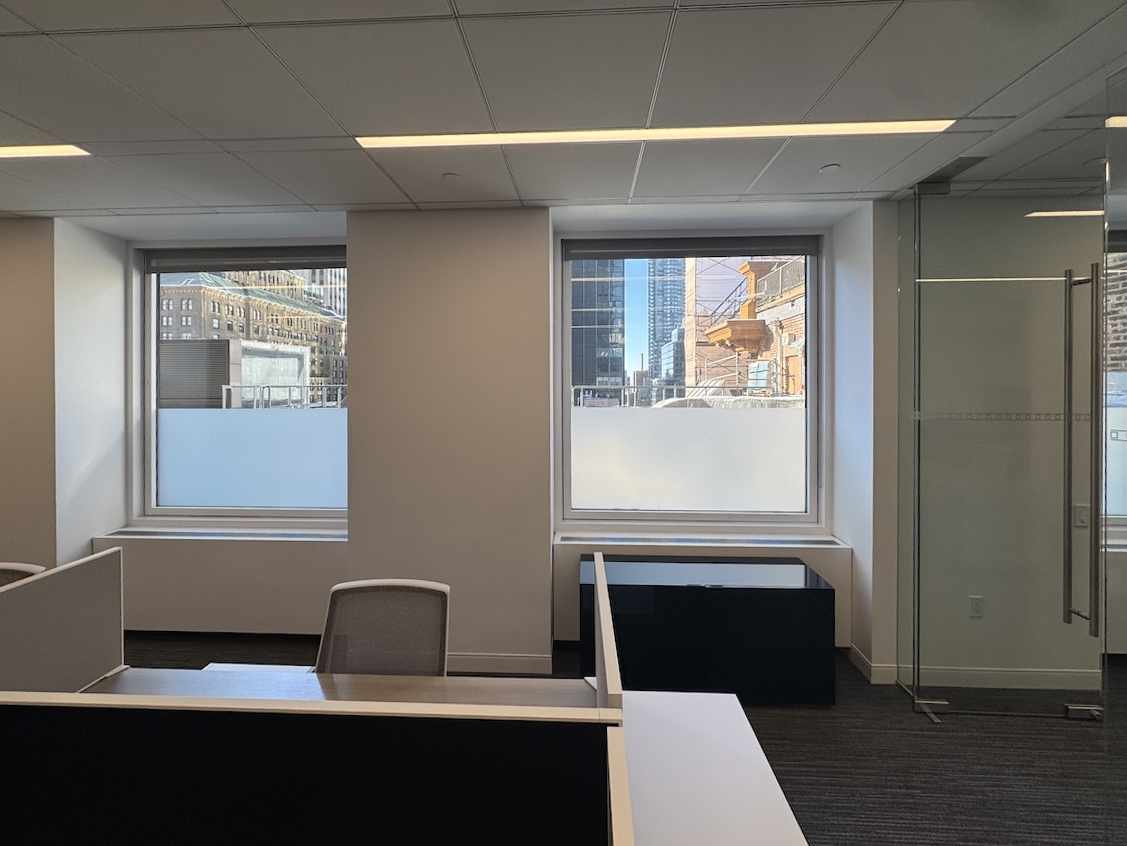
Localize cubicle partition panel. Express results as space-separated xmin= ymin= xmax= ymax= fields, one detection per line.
xmin=0 ymin=547 xmax=123 ymax=692
xmin=0 ymin=546 xmax=636 ymax=844
xmin=1 ymin=704 xmax=611 ymax=844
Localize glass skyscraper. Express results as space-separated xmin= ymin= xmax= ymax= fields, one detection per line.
xmin=570 ymin=259 xmax=625 ymax=390
xmin=647 ymin=258 xmax=685 ymax=383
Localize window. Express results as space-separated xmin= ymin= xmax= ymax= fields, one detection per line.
xmin=181 ymin=298 xmax=194 ymax=311
xmin=145 ymin=247 xmax=348 ymax=514
xmin=161 ymin=315 xmax=173 ymax=327
xmin=161 ymin=298 xmax=173 ymax=311
xmin=562 ymin=237 xmax=819 ymax=520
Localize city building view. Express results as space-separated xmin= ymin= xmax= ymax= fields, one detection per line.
xmin=571 ymin=255 xmax=807 ymax=407
xmin=156 ymin=269 xmax=348 ymax=409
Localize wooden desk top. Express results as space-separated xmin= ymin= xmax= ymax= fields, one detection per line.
xmin=624 ymin=690 xmax=808 ymax=845
xmin=66 ymin=667 xmax=616 ymax=724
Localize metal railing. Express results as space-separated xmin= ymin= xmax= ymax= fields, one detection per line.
xmin=572 ymin=383 xmax=803 ymax=408
xmin=221 ymin=384 xmax=347 ymax=409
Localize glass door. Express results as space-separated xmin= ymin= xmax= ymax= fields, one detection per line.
xmin=902 ymin=192 xmax=1105 ymax=718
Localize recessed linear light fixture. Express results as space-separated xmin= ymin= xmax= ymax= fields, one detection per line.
xmin=1025 ymin=210 xmax=1104 ymax=218
xmin=1106 ymin=116 xmax=1127 ymax=128
xmin=356 ymin=119 xmax=956 ymax=150
xmin=0 ymin=144 xmax=89 ymax=158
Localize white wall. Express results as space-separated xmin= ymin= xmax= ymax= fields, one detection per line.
xmin=830 ymin=202 xmax=887 ymax=679
xmin=0 ymin=219 xmax=56 ymax=567
xmin=347 ymin=209 xmax=554 ymax=673
xmin=53 ymin=219 xmax=128 ymax=563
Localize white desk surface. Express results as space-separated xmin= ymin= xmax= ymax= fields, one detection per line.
xmin=623 ymin=690 xmax=808 ymax=846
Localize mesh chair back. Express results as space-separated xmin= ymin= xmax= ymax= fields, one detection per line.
xmin=315 ymin=579 xmax=450 ymax=676
xmin=0 ymin=563 xmax=46 ymax=588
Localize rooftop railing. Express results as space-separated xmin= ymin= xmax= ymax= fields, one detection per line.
xmin=221 ymin=384 xmax=347 ymax=409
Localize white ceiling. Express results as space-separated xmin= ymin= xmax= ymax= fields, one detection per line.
xmin=0 ymin=0 xmax=1124 ymax=237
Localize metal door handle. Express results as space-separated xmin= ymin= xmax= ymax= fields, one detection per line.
xmin=1063 ymin=269 xmax=1074 ymax=624
xmin=1089 ymin=262 xmax=1102 ymax=639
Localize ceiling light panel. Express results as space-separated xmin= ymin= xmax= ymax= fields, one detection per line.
xmin=357 ymin=120 xmax=956 ymax=149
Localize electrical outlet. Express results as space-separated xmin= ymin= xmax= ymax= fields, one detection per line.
xmin=1073 ymin=504 xmax=1090 ymax=528
xmin=969 ymin=595 xmax=985 ymax=619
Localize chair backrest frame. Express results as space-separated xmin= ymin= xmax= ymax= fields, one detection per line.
xmin=314 ymin=579 xmax=451 ymax=676
xmin=0 ymin=563 xmax=47 ymax=588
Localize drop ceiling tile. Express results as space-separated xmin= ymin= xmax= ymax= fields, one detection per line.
xmin=259 ymin=21 xmax=491 ymax=135
xmin=749 ymin=134 xmax=933 ymax=195
xmin=0 ymin=111 xmax=57 ymax=145
xmin=633 ymin=139 xmax=783 ymax=198
xmin=0 ymin=6 xmax=33 ymax=31
xmin=80 ymin=140 xmax=223 ymax=156
xmin=462 ymin=13 xmax=668 ymax=130
xmin=653 ymin=4 xmax=894 ymax=126
xmin=312 ymin=202 xmax=411 ymax=211
xmin=1070 ymin=91 xmax=1110 ymax=118
xmin=1007 ymin=130 xmax=1107 ymax=180
xmin=973 ymin=6 xmax=1127 ymax=118
xmin=810 ymin=0 xmax=1122 ymax=121
xmin=233 ymin=149 xmax=408 ymax=205
xmin=230 ymin=0 xmax=449 ymax=20
xmin=505 ymin=142 xmax=640 ymax=199
xmin=865 ymin=130 xmax=991 ymax=191
xmin=220 ymin=137 xmax=359 ymax=152
xmin=0 ymin=156 xmax=198 ymax=210
xmin=0 ymin=0 xmax=238 ymax=29
xmin=416 ymin=200 xmax=524 ymax=210
xmin=0 ymin=36 xmax=192 ymax=141
xmin=458 ymin=1 xmax=672 ymax=9
xmin=60 ymin=29 xmax=341 ymax=139
xmin=367 ymin=147 xmax=518 ymax=203
xmin=956 ymin=129 xmax=1088 ymax=180
xmin=104 ymin=153 xmax=305 ymax=206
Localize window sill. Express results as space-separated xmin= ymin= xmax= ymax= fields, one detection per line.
xmin=100 ymin=528 xmax=347 ymax=542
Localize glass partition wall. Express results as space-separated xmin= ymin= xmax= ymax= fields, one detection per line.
xmin=898 ymin=187 xmax=1108 ymax=718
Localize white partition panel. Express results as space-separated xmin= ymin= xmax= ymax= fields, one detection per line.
xmin=594 ymin=552 xmax=624 ymax=709
xmin=0 ymin=547 xmax=123 ymax=692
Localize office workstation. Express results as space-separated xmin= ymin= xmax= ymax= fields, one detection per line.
xmin=0 ymin=547 xmax=805 ymax=845
xmin=0 ymin=3 xmax=1124 ymax=843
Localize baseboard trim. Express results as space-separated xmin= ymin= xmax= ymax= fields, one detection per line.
xmin=901 ymin=663 xmax=1102 ymax=691
xmin=849 ymin=645 xmax=898 ymax=685
xmin=448 ymin=652 xmax=553 ymax=675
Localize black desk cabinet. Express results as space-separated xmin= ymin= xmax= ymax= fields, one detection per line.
xmin=579 ymin=555 xmax=835 ymax=706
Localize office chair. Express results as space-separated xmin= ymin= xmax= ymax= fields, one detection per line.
xmin=315 ymin=579 xmax=450 ymax=676
xmin=0 ymin=563 xmax=46 ymax=588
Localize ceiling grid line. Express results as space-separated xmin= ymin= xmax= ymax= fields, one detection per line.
xmin=627 ymin=2 xmax=680 ymax=203
xmin=448 ymin=0 xmax=525 ymax=206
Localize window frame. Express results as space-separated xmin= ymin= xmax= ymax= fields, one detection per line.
xmin=555 ymin=234 xmax=826 ymax=532
xmin=135 ymin=246 xmax=349 ymax=526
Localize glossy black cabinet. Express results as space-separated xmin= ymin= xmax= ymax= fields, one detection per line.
xmin=579 ymin=555 xmax=835 ymax=705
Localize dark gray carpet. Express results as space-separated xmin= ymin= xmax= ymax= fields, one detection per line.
xmin=124 ymin=633 xmax=1124 ymax=845
xmin=746 ymin=653 xmax=1124 ymax=846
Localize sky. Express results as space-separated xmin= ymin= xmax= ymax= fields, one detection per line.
xmin=624 ymin=259 xmax=649 ymax=373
